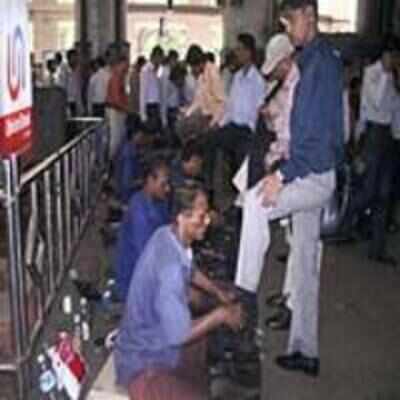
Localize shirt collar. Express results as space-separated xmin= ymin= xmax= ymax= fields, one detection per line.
xmin=298 ymin=35 xmax=323 ymax=69
xmin=149 ymin=62 xmax=159 ymax=73
xmin=376 ymin=60 xmax=393 ymax=79
xmin=238 ymin=63 xmax=256 ymax=79
xmin=167 ymin=226 xmax=194 ymax=270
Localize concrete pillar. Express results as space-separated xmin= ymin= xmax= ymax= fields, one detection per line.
xmin=75 ymin=0 xmax=127 ymax=58
xmin=357 ymin=0 xmax=396 ymax=38
xmin=392 ymin=0 xmax=400 ymax=36
xmin=223 ymin=0 xmax=278 ymax=50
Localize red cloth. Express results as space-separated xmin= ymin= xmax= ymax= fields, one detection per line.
xmin=128 ymin=340 xmax=208 ymax=400
xmin=106 ymin=65 xmax=129 ymax=112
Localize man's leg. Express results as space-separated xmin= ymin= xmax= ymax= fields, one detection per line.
xmin=236 ymin=171 xmax=335 ymax=294
xmin=128 ymin=341 xmax=208 ymax=400
xmin=284 ymin=231 xmax=323 ymax=312
xmin=282 ymin=225 xmax=293 ymax=305
xmin=368 ymin=128 xmax=396 ymax=262
xmin=215 ymin=124 xmax=252 ymax=176
xmin=287 ymin=207 xmax=323 ymax=358
xmin=108 ymin=109 xmax=126 ymax=161
xmin=387 ymin=139 xmax=400 ymax=229
xmin=146 ymin=104 xmax=162 ymax=135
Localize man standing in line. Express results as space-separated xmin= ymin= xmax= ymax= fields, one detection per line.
xmin=106 ymin=56 xmax=130 ymax=161
xmin=58 ymin=49 xmax=83 ymax=117
xmin=235 ymin=0 xmax=344 ymax=376
xmin=140 ymin=46 xmax=165 ymax=135
xmin=345 ymin=44 xmax=399 ymax=265
xmin=207 ymin=33 xmax=266 ymax=185
xmin=87 ymin=57 xmax=110 ymax=118
xmin=214 ymin=33 xmax=267 ymax=177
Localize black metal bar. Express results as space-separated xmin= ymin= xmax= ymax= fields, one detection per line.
xmin=4 ymin=155 xmax=28 ymax=400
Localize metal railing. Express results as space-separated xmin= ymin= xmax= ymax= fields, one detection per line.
xmin=0 ymin=119 xmax=109 ymax=398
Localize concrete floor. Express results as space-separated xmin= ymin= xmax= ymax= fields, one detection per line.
xmin=260 ymin=229 xmax=400 ymax=400
xmin=13 ymin=198 xmax=400 ymax=400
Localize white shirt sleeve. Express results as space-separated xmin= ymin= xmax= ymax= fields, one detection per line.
xmin=363 ymin=64 xmax=387 ymax=112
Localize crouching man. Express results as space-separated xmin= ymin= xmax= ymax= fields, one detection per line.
xmin=114 ymin=182 xmax=243 ymax=400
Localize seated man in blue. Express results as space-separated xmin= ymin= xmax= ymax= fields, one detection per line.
xmin=114 ymin=124 xmax=155 ymax=204
xmin=171 ymin=140 xmax=204 ymax=188
xmin=115 ymin=156 xmax=171 ymax=302
xmin=115 ymin=182 xmax=243 ymax=400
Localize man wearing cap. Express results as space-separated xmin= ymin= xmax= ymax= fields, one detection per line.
xmin=235 ymin=0 xmax=344 ymax=377
xmin=261 ymin=34 xmax=300 ymax=331
xmin=261 ymin=34 xmax=300 ymax=171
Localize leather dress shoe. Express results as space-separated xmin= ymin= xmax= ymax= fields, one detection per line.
xmin=276 ymin=352 xmax=320 ymax=377
xmin=266 ymin=307 xmax=291 ymax=331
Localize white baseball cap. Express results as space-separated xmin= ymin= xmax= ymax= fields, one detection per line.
xmin=262 ymin=33 xmax=295 ymax=76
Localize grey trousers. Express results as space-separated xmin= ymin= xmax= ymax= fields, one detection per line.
xmin=235 ymin=170 xmax=335 ymax=357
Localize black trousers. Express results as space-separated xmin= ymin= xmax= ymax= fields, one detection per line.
xmin=68 ymin=102 xmax=77 ymax=118
xmin=145 ymin=103 xmax=162 ymax=135
xmin=167 ymin=107 xmax=181 ymax=147
xmin=203 ymin=123 xmax=252 ymax=188
xmin=92 ymin=103 xmax=106 ymax=118
xmin=388 ymin=138 xmax=400 ymax=224
xmin=247 ymin=117 xmax=275 ymax=189
xmin=347 ymin=122 xmax=396 ymax=257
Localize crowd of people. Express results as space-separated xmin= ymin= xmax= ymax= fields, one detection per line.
xmin=37 ymin=0 xmax=400 ymax=398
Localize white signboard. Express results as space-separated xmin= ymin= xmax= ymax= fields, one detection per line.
xmin=0 ymin=0 xmax=32 ymax=155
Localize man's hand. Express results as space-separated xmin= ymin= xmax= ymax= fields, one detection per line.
xmin=260 ymin=104 xmax=272 ymax=120
xmin=209 ymin=209 xmax=222 ymax=227
xmin=209 ymin=118 xmax=220 ymax=129
xmin=215 ymin=286 xmax=236 ymax=305
xmin=221 ymin=303 xmax=245 ymax=332
xmin=259 ymin=172 xmax=283 ymax=207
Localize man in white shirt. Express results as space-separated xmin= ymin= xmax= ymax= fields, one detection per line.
xmin=165 ymin=63 xmax=189 ymax=146
xmin=87 ymin=57 xmax=111 ymax=118
xmin=205 ymin=33 xmax=266 ymax=185
xmin=161 ymin=50 xmax=179 ymax=127
xmin=346 ymin=45 xmax=398 ymax=266
xmin=140 ymin=46 xmax=165 ymax=134
xmin=57 ymin=49 xmax=83 ymax=117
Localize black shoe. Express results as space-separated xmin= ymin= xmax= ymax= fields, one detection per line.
xmin=368 ymin=254 xmax=397 ymax=268
xmin=266 ymin=308 xmax=291 ymax=331
xmin=276 ymin=352 xmax=320 ymax=377
xmin=266 ymin=292 xmax=288 ymax=307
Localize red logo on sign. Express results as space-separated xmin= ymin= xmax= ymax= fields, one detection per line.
xmin=7 ymin=26 xmax=26 ymax=102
